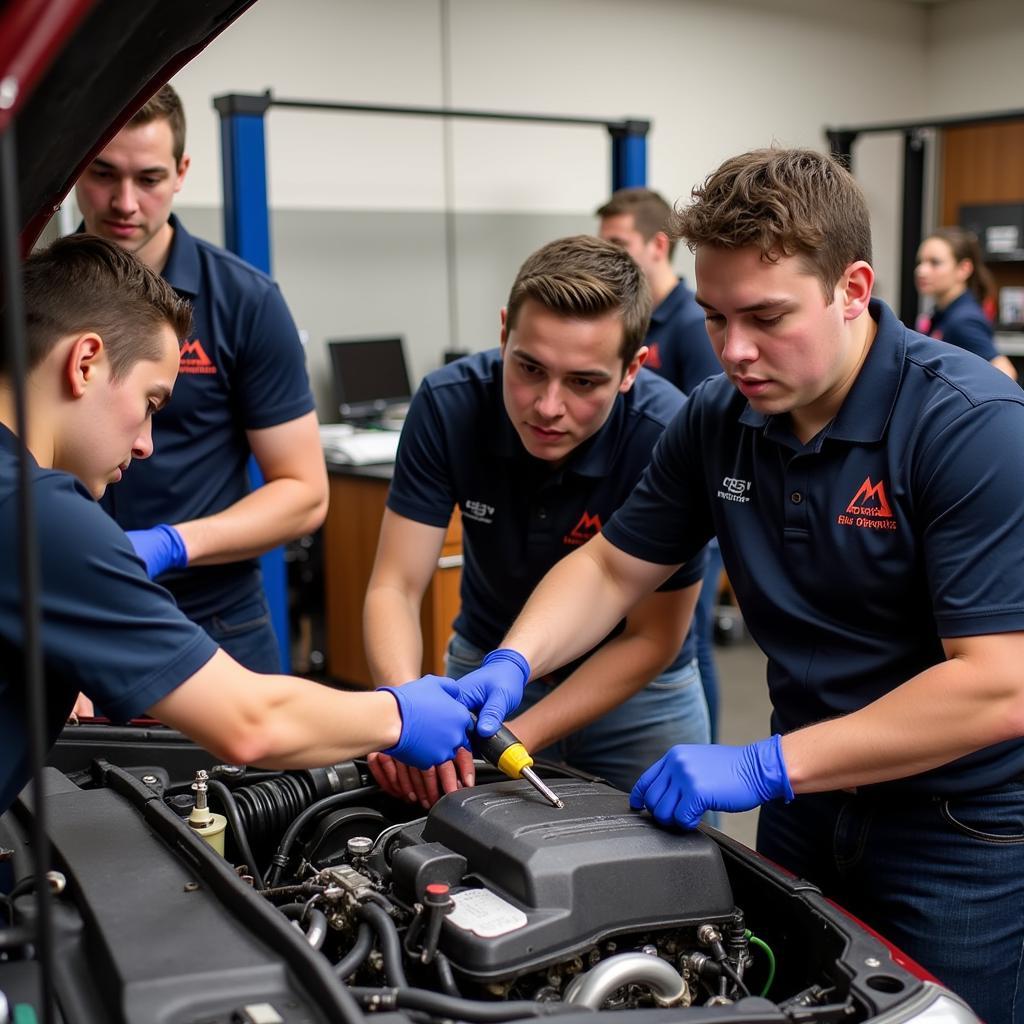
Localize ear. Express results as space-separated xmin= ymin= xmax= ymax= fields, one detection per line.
xmin=619 ymin=345 xmax=649 ymax=392
xmin=173 ymin=153 xmax=191 ymax=195
xmin=650 ymin=231 xmax=671 ymax=262
xmin=499 ymin=307 xmax=509 ymax=355
xmin=839 ymin=261 xmax=874 ymax=321
xmin=64 ymin=333 xmax=105 ymax=398
xmin=955 ymin=257 xmax=974 ymax=284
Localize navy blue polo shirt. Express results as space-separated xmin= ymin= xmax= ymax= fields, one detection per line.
xmin=387 ymin=350 xmax=705 ymax=676
xmin=924 ymin=290 xmax=999 ymax=362
xmin=644 ymin=280 xmax=721 ymax=395
xmin=100 ymin=214 xmax=315 ymax=621
xmin=605 ymin=299 xmax=1024 ymax=795
xmin=0 ymin=425 xmax=217 ymax=814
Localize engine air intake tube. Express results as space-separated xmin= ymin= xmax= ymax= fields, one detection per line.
xmin=563 ymin=953 xmax=689 ymax=1008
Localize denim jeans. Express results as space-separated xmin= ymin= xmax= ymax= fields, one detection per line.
xmin=695 ymin=541 xmax=722 ymax=743
xmin=194 ymin=591 xmax=281 ymax=673
xmin=445 ymin=633 xmax=710 ymax=793
xmin=757 ymin=783 xmax=1024 ymax=1023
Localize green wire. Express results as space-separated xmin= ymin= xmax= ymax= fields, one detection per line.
xmin=745 ymin=928 xmax=777 ymax=997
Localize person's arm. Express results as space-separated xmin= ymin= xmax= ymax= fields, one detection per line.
xmin=148 ymin=648 xmax=472 ymax=770
xmin=782 ymin=630 xmax=1024 ymax=791
xmin=172 ymin=410 xmax=328 ymax=565
xmin=363 ymin=509 xmax=448 ymax=684
xmin=363 ymin=509 xmax=476 ymax=805
xmin=991 ymin=354 xmax=1019 ymax=381
xmin=509 ymin=582 xmax=700 ymax=752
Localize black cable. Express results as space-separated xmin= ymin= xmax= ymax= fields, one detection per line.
xmin=267 ymin=785 xmax=376 ymax=885
xmin=335 ymin=922 xmax=374 ymax=980
xmin=433 ymin=951 xmax=460 ymax=997
xmin=207 ymin=778 xmax=267 ymax=890
xmin=1 ymin=116 xmax=55 ymax=1024
xmin=357 ymin=902 xmax=408 ymax=988
xmin=349 ymin=986 xmax=582 ymax=1021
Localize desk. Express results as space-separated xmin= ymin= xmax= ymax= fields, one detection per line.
xmin=322 ymin=462 xmax=462 ymax=687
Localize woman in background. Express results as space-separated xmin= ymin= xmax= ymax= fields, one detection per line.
xmin=915 ymin=226 xmax=1018 ymax=380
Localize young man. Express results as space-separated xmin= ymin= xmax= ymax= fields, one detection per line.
xmin=74 ymin=83 xmax=327 ymax=674
xmin=0 ymin=235 xmax=477 ymax=816
xmin=363 ymin=235 xmax=708 ymax=806
xmin=444 ymin=151 xmax=1024 ymax=1021
xmin=598 ymin=187 xmax=724 ymax=742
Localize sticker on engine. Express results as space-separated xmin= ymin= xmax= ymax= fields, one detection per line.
xmin=447 ymin=888 xmax=528 ymax=937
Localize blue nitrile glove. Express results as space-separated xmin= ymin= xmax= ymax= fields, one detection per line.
xmin=125 ymin=524 xmax=188 ymax=579
xmin=379 ymin=675 xmax=474 ymax=770
xmin=630 ymin=736 xmax=794 ymax=829
xmin=453 ymin=648 xmax=530 ymax=738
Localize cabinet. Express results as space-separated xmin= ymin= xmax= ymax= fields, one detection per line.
xmin=939 ymin=121 xmax=1024 ymax=371
xmin=321 ymin=466 xmax=462 ymax=688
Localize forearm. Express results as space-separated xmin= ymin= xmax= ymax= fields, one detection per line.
xmin=175 ymin=477 xmax=328 ymax=566
xmin=364 ymin=583 xmax=426 ymax=685
xmin=503 ymin=536 xmax=656 ymax=678
xmin=511 ymin=630 xmax=677 ymax=751
xmin=783 ymin=651 xmax=1024 ymax=792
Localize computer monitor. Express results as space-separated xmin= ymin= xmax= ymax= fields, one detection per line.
xmin=327 ymin=336 xmax=412 ymax=421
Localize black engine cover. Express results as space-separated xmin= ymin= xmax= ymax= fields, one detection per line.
xmin=392 ymin=780 xmax=734 ymax=979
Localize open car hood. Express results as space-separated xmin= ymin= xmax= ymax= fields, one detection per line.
xmin=3 ymin=0 xmax=256 ymax=250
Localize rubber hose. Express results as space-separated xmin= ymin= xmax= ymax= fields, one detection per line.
xmin=335 ymin=922 xmax=374 ymax=980
xmin=207 ymin=778 xmax=266 ymax=890
xmin=349 ymin=987 xmax=584 ymax=1021
xmin=358 ymin=901 xmax=408 ymax=988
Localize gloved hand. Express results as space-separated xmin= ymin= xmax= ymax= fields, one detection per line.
xmin=630 ymin=736 xmax=794 ymax=829
xmin=125 ymin=524 xmax=188 ymax=579
xmin=378 ymin=675 xmax=474 ymax=770
xmin=453 ymin=648 xmax=529 ymax=738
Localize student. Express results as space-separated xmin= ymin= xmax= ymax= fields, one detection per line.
xmin=597 ymin=187 xmax=723 ymax=741
xmin=916 ymin=225 xmax=1017 ymax=380
xmin=442 ymin=150 xmax=1024 ymax=1022
xmin=0 ymin=235 xmax=481 ymax=816
xmin=75 ymin=83 xmax=327 ymax=675
xmin=363 ymin=235 xmax=707 ymax=806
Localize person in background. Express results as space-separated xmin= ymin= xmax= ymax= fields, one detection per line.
xmin=916 ymin=226 xmax=1017 ymax=380
xmin=597 ymin=187 xmax=723 ymax=741
xmin=74 ymin=83 xmax=328 ymax=683
xmin=363 ymin=235 xmax=708 ymax=807
xmin=439 ymin=149 xmax=1024 ymax=1021
xmin=0 ymin=235 xmax=477 ymax=817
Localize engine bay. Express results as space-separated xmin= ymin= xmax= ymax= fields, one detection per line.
xmin=0 ymin=730 xmax=952 ymax=1023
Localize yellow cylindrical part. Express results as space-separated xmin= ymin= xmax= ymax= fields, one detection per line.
xmin=188 ymin=804 xmax=228 ymax=856
xmin=497 ymin=743 xmax=534 ymax=780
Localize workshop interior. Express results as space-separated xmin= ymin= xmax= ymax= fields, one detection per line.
xmin=3 ymin=0 xmax=1023 ymax=1021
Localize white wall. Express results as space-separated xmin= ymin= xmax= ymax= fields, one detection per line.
xmin=124 ymin=0 xmax=932 ymax=402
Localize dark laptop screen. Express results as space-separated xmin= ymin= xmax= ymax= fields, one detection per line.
xmin=327 ymin=336 xmax=412 ymax=420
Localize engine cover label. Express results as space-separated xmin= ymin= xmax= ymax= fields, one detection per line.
xmin=448 ymin=888 xmax=528 ymax=937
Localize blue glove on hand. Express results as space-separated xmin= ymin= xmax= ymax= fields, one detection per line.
xmin=125 ymin=524 xmax=188 ymax=579
xmin=379 ymin=675 xmax=474 ymax=770
xmin=630 ymin=736 xmax=794 ymax=829
xmin=454 ymin=648 xmax=530 ymax=738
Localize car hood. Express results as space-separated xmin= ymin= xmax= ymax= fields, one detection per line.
xmin=3 ymin=0 xmax=256 ymax=250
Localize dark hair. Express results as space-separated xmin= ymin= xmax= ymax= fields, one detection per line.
xmin=505 ymin=235 xmax=651 ymax=365
xmin=926 ymin=226 xmax=995 ymax=304
xmin=596 ymin=187 xmax=678 ymax=258
xmin=6 ymin=234 xmax=191 ymax=379
xmin=672 ymin=147 xmax=873 ymax=300
xmin=129 ymin=83 xmax=187 ymax=164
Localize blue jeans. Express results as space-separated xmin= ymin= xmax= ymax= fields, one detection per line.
xmin=695 ymin=541 xmax=722 ymax=743
xmin=445 ymin=633 xmax=710 ymax=793
xmin=194 ymin=592 xmax=281 ymax=673
xmin=757 ymin=783 xmax=1024 ymax=1023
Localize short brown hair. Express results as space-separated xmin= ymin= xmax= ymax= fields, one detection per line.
xmin=596 ymin=187 xmax=678 ymax=257
xmin=129 ymin=83 xmax=187 ymax=165
xmin=505 ymin=235 xmax=651 ymax=365
xmin=8 ymin=234 xmax=191 ymax=380
xmin=925 ymin=226 xmax=995 ymax=304
xmin=673 ymin=148 xmax=872 ymax=300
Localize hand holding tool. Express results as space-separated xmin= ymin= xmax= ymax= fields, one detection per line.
xmin=454 ymin=648 xmax=530 ymax=736
xmin=629 ymin=736 xmax=793 ymax=829
xmin=471 ymin=716 xmax=563 ymax=809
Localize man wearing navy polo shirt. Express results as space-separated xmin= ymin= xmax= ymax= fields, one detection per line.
xmin=598 ymin=187 xmax=724 ymax=742
xmin=363 ymin=235 xmax=708 ymax=807
xmin=0 ymin=235 xmax=474 ymax=818
xmin=446 ymin=150 xmax=1024 ymax=1020
xmin=74 ymin=83 xmax=327 ymax=678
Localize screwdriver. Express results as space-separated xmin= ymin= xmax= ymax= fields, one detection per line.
xmin=470 ymin=717 xmax=564 ymax=809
